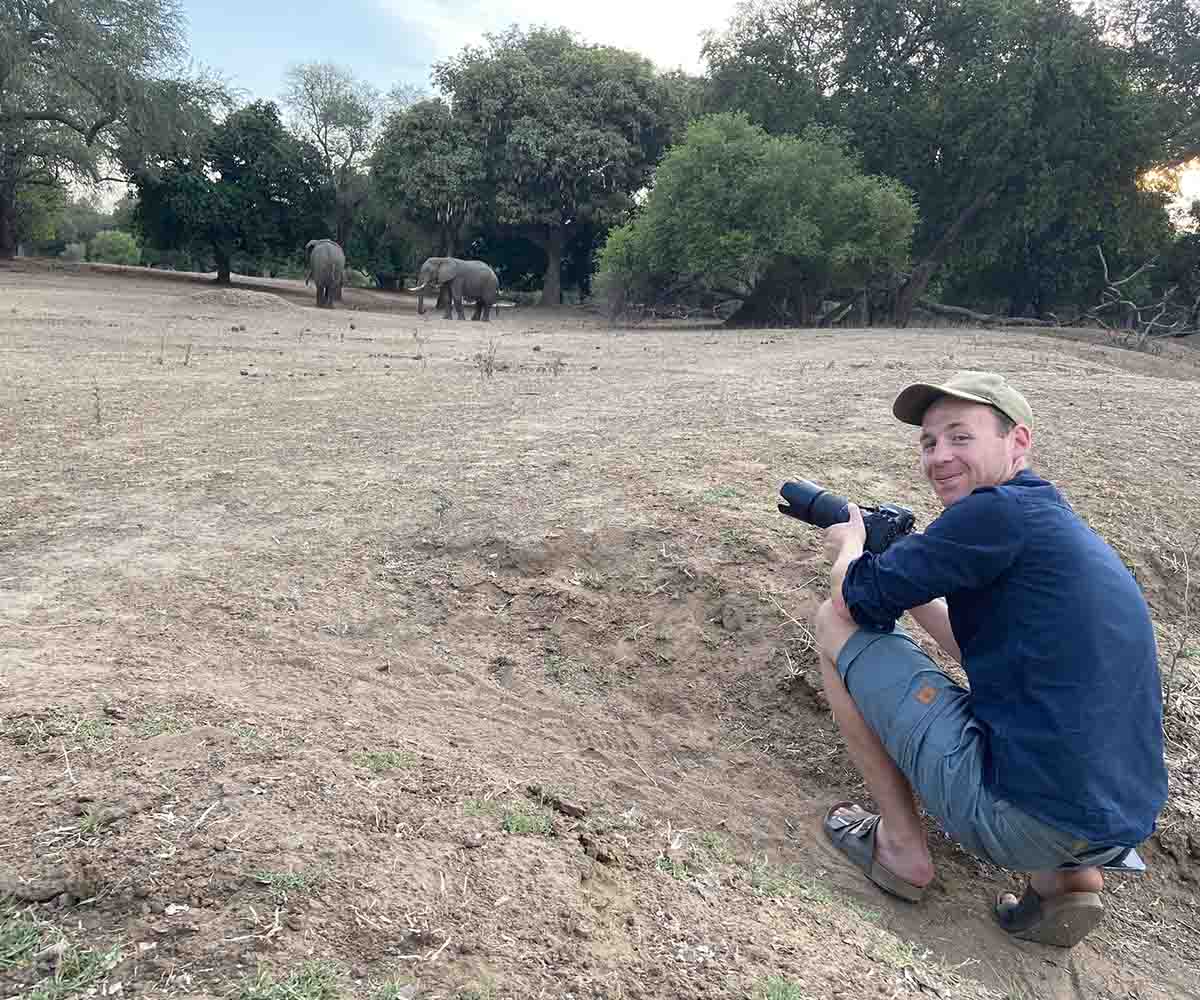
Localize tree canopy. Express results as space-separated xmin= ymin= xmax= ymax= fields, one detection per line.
xmin=0 ymin=0 xmax=224 ymax=258
xmin=281 ymin=62 xmax=379 ymax=245
xmin=132 ymin=101 xmax=328 ymax=283
xmin=700 ymin=0 xmax=1175 ymax=323
xmin=431 ymin=26 xmax=691 ymax=304
xmin=371 ymin=98 xmax=483 ymax=259
xmin=598 ymin=114 xmax=917 ymax=325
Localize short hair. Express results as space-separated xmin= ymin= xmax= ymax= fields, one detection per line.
xmin=992 ymin=408 xmax=1016 ymax=435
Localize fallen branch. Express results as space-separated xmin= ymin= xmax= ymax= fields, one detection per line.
xmin=915 ymin=298 xmax=1058 ymax=328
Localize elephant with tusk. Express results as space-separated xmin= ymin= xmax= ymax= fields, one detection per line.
xmin=305 ymin=238 xmax=346 ymax=308
xmin=410 ymin=256 xmax=499 ymax=321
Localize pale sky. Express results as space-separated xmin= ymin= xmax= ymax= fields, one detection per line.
xmin=180 ymin=0 xmax=739 ymax=104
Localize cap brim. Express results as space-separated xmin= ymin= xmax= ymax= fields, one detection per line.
xmin=892 ymin=383 xmax=998 ymax=426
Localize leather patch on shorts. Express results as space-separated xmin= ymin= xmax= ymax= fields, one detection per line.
xmin=915 ymin=685 xmax=938 ymax=705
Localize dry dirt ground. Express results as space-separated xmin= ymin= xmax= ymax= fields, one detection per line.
xmin=2 ymin=260 xmax=1200 ymax=1000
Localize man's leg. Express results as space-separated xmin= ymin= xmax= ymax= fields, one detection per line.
xmin=814 ymin=599 xmax=934 ymax=890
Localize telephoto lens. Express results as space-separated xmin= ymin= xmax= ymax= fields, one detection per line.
xmin=778 ymin=480 xmax=852 ymax=528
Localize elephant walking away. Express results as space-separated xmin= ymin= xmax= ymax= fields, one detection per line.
xmin=305 ymin=239 xmax=346 ymax=308
xmin=409 ymin=257 xmax=499 ymax=321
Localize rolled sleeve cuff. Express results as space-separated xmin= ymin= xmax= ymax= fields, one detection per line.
xmin=841 ymin=555 xmax=901 ymax=632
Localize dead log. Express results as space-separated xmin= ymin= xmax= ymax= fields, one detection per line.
xmin=915 ymin=299 xmax=1058 ymax=328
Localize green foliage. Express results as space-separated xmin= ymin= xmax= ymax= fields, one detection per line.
xmin=432 ymin=26 xmax=691 ymax=302
xmin=89 ymin=230 xmax=141 ymax=265
xmin=755 ymin=978 xmax=811 ymax=1000
xmin=133 ymin=101 xmax=329 ymax=283
xmin=12 ymin=185 xmax=67 ymax=247
xmin=282 ymin=62 xmax=379 ymax=245
xmin=239 ymin=960 xmax=341 ymax=1000
xmin=700 ymin=0 xmax=1176 ymax=320
xmin=351 ymin=749 xmax=417 ymax=772
xmin=598 ymin=113 xmax=916 ymax=324
xmin=371 ymin=97 xmax=482 ymax=256
xmin=501 ymin=801 xmax=553 ymax=835
xmin=1 ymin=902 xmax=122 ymax=1000
xmin=0 ymin=0 xmax=226 ymax=258
xmin=61 ymin=243 xmax=86 ymax=262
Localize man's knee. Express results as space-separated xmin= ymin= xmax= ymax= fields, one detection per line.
xmin=814 ymin=598 xmax=857 ymax=664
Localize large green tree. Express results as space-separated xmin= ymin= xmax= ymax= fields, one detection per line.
xmin=702 ymin=0 xmax=1171 ymax=323
xmin=371 ymin=97 xmax=482 ymax=259
xmin=0 ymin=0 xmax=223 ymax=258
xmin=597 ymin=114 xmax=917 ymax=326
xmin=132 ymin=101 xmax=328 ymax=283
xmin=432 ymin=26 xmax=689 ymax=305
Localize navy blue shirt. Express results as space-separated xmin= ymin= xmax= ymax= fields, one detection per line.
xmin=842 ymin=470 xmax=1167 ymax=847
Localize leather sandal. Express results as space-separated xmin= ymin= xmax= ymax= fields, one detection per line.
xmin=995 ymin=885 xmax=1104 ymax=948
xmin=820 ymin=801 xmax=927 ymax=902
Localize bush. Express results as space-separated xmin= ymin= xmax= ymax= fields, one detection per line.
xmin=88 ymin=229 xmax=141 ymax=265
xmin=60 ymin=242 xmax=86 ymax=262
xmin=344 ymin=268 xmax=375 ymax=288
xmin=596 ymin=113 xmax=918 ymax=326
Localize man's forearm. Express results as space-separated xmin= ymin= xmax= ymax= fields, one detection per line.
xmin=830 ymin=545 xmax=863 ymax=620
xmin=908 ymin=599 xmax=962 ymax=664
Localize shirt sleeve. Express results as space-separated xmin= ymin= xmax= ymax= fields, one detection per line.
xmin=841 ymin=486 xmax=1026 ymax=630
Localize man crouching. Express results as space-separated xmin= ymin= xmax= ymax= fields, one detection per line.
xmin=814 ymin=370 xmax=1167 ymax=947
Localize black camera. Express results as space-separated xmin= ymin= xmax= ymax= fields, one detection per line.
xmin=778 ymin=480 xmax=916 ymax=555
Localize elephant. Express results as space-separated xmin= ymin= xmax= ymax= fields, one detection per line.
xmin=409 ymin=257 xmax=500 ymax=321
xmin=305 ymin=238 xmax=345 ymax=308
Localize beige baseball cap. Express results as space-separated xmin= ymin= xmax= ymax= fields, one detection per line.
xmin=892 ymin=370 xmax=1033 ymax=428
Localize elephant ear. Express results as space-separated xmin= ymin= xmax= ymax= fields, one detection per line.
xmin=437 ymin=259 xmax=459 ymax=282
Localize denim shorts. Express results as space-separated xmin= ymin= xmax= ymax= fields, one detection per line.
xmin=836 ymin=626 xmax=1127 ymax=871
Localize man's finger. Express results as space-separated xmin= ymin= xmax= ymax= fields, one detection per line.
xmin=847 ymin=502 xmax=864 ymax=526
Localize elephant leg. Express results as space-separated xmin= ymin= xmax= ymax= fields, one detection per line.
xmin=454 ymin=288 xmax=465 ymax=320
xmin=471 ymin=300 xmax=483 ymax=321
xmin=482 ymin=302 xmax=491 ymax=322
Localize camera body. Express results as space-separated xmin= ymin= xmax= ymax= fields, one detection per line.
xmin=778 ymin=480 xmax=916 ymax=555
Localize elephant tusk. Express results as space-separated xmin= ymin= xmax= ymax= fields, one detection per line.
xmin=409 ymin=282 xmax=428 ymax=292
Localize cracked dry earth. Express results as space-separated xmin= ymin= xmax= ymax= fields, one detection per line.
xmin=2 ymin=262 xmax=1200 ymax=1000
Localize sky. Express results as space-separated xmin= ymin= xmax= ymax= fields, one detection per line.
xmin=179 ymin=0 xmax=739 ymax=105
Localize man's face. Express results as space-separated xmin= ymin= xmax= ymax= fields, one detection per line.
xmin=919 ymin=397 xmax=1030 ymax=506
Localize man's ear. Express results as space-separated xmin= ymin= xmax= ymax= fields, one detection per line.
xmin=1013 ymin=423 xmax=1032 ymax=459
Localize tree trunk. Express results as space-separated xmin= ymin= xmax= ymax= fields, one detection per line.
xmin=894 ymin=189 xmax=998 ymax=327
xmin=723 ymin=260 xmax=815 ymax=327
xmin=0 ymin=185 xmax=17 ymax=260
xmin=215 ymin=245 xmax=231 ymax=285
xmin=538 ymin=224 xmax=565 ymax=307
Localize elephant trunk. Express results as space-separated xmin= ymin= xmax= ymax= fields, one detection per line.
xmin=417 ymin=293 xmax=425 ymax=314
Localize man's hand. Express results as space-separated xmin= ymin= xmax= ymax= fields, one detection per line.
xmin=823 ymin=503 xmax=866 ymax=563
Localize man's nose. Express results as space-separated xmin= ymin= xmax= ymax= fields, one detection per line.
xmin=929 ymin=438 xmax=953 ymax=464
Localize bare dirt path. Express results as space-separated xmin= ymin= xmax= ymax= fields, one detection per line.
xmin=2 ymin=264 xmax=1199 ymax=1000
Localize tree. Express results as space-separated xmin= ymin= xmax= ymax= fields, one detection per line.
xmin=597 ymin=114 xmax=917 ymax=326
xmin=433 ymin=26 xmax=689 ymax=305
xmin=281 ymin=62 xmax=379 ymax=245
xmin=701 ymin=0 xmax=1172 ymax=324
xmin=371 ymin=98 xmax=482 ymax=258
xmin=1100 ymin=0 xmax=1200 ymax=166
xmin=12 ymin=183 xmax=67 ymax=250
xmin=132 ymin=102 xmax=328 ymax=284
xmin=89 ymin=229 xmax=141 ymax=265
xmin=0 ymin=0 xmax=225 ymax=258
